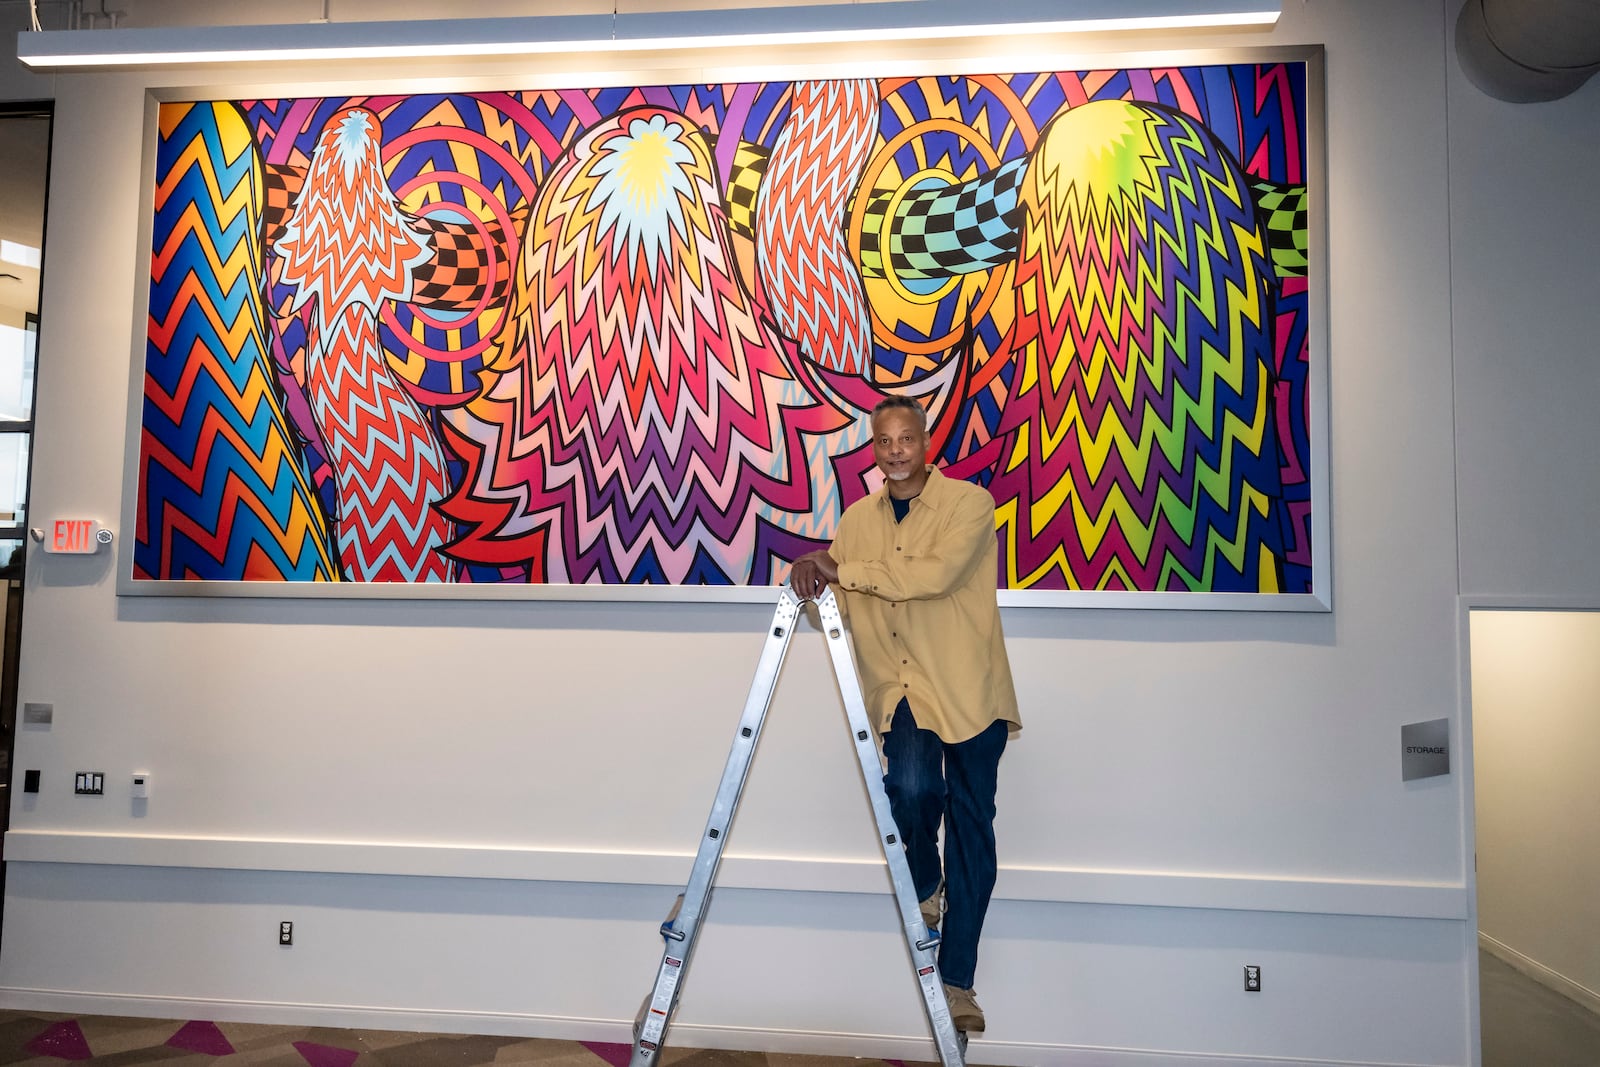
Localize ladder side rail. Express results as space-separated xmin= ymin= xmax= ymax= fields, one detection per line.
xmin=673 ymin=585 xmax=803 ymax=947
xmin=814 ymin=588 xmax=968 ymax=1067
xmin=629 ymin=587 xmax=804 ymax=1066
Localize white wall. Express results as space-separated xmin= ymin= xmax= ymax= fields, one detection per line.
xmin=1448 ymin=8 xmax=1600 ymax=599
xmin=1469 ymin=610 xmax=1600 ymax=1013
xmin=1 ymin=3 xmax=1486 ymax=1065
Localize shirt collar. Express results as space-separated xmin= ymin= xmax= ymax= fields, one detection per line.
xmin=874 ymin=465 xmax=948 ymax=512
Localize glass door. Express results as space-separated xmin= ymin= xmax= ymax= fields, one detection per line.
xmin=0 ymin=102 xmax=53 ymax=914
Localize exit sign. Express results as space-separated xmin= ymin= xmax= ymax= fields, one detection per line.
xmin=43 ymin=519 xmax=112 ymax=555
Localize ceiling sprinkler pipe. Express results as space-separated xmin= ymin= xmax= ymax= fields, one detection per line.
xmin=1456 ymin=0 xmax=1600 ymax=102
xmin=9 ymin=0 xmax=78 ymax=31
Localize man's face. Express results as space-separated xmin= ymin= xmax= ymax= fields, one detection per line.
xmin=871 ymin=407 xmax=930 ymax=485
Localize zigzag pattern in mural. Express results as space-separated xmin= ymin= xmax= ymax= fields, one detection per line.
xmin=138 ymin=101 xmax=335 ymax=581
xmin=991 ymin=100 xmax=1285 ymax=592
xmin=276 ymin=107 xmax=452 ymax=582
xmin=756 ymin=79 xmax=879 ymax=375
xmin=448 ymin=107 xmax=820 ymax=584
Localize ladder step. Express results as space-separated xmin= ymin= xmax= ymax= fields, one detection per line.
xmin=659 ymin=894 xmax=686 ymax=941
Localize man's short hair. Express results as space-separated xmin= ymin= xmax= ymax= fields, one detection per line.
xmin=871 ymin=395 xmax=927 ymax=431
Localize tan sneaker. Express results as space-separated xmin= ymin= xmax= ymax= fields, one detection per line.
xmin=919 ymin=880 xmax=944 ymax=929
xmin=943 ymin=983 xmax=985 ymax=1033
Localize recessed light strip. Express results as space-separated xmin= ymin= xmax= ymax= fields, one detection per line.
xmin=16 ymin=2 xmax=1281 ymax=71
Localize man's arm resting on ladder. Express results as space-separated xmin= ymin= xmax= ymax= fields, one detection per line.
xmin=789 ymin=549 xmax=838 ymax=599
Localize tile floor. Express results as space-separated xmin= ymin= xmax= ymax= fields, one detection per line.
xmin=0 ymin=1012 xmax=920 ymax=1066
xmin=1480 ymin=950 xmax=1600 ymax=1067
xmin=0 ymin=950 xmax=1593 ymax=1065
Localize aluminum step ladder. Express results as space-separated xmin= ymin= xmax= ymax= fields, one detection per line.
xmin=628 ymin=585 xmax=968 ymax=1067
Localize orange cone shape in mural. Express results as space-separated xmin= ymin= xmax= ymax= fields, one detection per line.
xmin=276 ymin=106 xmax=455 ymax=582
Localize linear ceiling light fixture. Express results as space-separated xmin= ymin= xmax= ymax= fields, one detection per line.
xmin=17 ymin=0 xmax=1280 ymax=71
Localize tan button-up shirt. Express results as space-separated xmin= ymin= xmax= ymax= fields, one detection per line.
xmin=831 ymin=467 xmax=1021 ymax=744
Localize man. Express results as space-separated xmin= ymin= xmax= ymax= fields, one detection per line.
xmin=789 ymin=396 xmax=1020 ymax=1034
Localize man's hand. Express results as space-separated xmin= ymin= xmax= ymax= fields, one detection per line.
xmin=788 ymin=549 xmax=839 ymax=599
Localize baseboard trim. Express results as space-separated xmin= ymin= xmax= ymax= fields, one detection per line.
xmin=1479 ymin=932 xmax=1600 ymax=1016
xmin=0 ymin=986 xmax=1456 ymax=1067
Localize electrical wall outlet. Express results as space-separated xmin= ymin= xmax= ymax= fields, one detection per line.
xmin=279 ymin=921 xmax=293 ymax=946
xmin=1244 ymin=964 xmax=1262 ymax=992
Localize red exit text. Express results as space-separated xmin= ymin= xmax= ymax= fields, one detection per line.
xmin=51 ymin=519 xmax=99 ymax=554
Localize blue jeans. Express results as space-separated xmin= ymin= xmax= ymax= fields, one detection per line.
xmin=882 ymin=698 xmax=1007 ymax=990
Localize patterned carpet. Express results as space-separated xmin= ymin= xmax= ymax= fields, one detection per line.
xmin=0 ymin=1011 xmax=920 ymax=1066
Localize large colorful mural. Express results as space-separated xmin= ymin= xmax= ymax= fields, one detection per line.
xmin=135 ymin=61 xmax=1314 ymax=595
